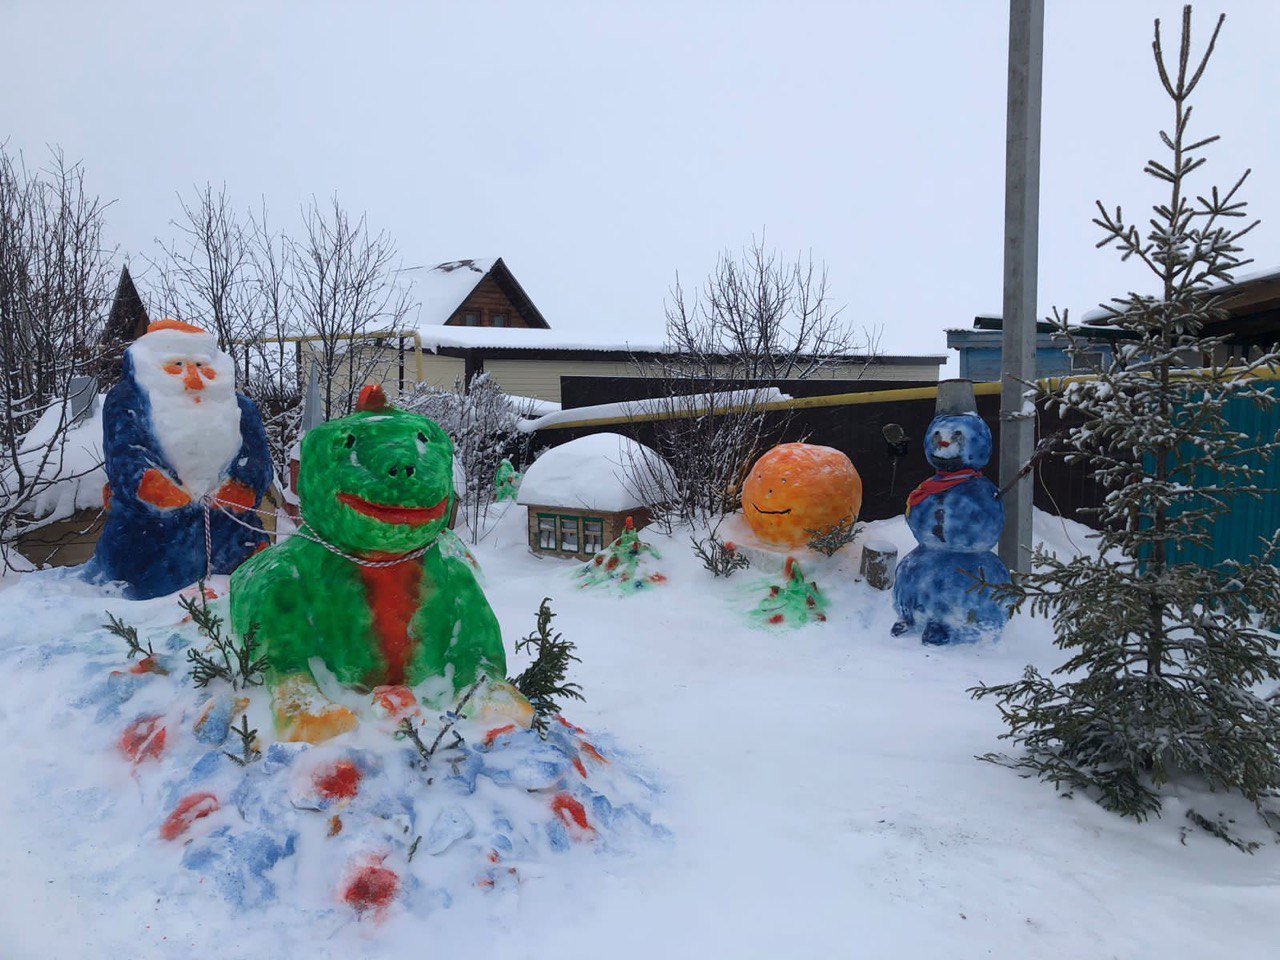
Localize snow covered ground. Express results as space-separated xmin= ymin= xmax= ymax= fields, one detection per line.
xmin=1 ymin=505 xmax=1277 ymax=959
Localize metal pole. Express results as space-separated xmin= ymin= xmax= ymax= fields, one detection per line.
xmin=998 ymin=0 xmax=1043 ymax=574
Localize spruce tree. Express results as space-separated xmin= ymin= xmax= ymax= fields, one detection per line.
xmin=972 ymin=7 xmax=1280 ymax=842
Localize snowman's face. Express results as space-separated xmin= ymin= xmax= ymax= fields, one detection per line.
xmin=925 ymin=414 xmax=992 ymax=472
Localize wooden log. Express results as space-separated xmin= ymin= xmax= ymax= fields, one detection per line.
xmin=859 ymin=540 xmax=898 ymax=591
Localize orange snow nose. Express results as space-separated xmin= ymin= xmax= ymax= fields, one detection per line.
xmin=183 ymin=365 xmax=205 ymax=391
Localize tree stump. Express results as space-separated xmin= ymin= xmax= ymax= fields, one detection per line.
xmin=860 ymin=540 xmax=898 ymax=591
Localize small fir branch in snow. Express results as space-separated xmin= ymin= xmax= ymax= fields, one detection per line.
xmin=691 ymin=533 xmax=750 ymax=577
xmin=1183 ymin=809 xmax=1261 ymax=854
xmin=509 ymin=598 xmax=584 ymax=736
xmin=223 ymin=714 xmax=261 ymax=766
xmin=103 ymin=611 xmax=154 ymax=660
xmin=407 ymin=835 xmax=422 ymax=862
xmin=397 ymin=677 xmax=487 ymax=773
xmin=397 ymin=718 xmax=434 ymax=764
xmin=805 ymin=516 xmax=860 ymax=557
xmin=181 ymin=587 xmax=268 ymax=690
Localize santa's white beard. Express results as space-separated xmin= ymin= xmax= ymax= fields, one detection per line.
xmin=148 ymin=388 xmax=242 ymax=498
xmin=129 ymin=336 xmax=244 ymax=499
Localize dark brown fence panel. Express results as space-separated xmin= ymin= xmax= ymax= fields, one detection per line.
xmin=528 ymin=379 xmax=1106 ymax=526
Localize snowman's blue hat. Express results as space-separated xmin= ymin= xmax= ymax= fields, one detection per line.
xmin=936 ymin=379 xmax=977 ymax=416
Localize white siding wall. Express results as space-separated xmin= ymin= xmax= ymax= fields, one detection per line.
xmin=385 ymin=350 xmax=941 ymax=404
xmin=482 ymin=359 xmax=638 ymax=403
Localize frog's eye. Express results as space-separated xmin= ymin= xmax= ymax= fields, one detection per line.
xmin=417 ymin=432 xmax=428 ymax=444
xmin=345 ymin=434 xmax=356 ymax=448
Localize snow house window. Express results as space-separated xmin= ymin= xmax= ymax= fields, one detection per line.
xmin=463 ymin=311 xmax=480 ymax=326
xmin=537 ymin=514 xmax=557 ymax=550
xmin=559 ymin=516 xmax=580 ymax=553
xmin=582 ymin=518 xmax=604 ymax=555
xmin=492 ymin=313 xmax=508 ymax=328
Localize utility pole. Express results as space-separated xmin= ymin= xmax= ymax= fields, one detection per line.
xmin=998 ymin=0 xmax=1044 ymax=574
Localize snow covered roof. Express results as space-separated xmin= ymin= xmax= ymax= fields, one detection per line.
xmin=517 ymin=432 xmax=674 ymax=513
xmin=406 ymin=257 xmax=550 ymax=331
xmin=417 ymin=325 xmax=667 ymax=353
xmin=1080 ymin=265 xmax=1280 ymax=325
xmin=413 ymin=259 xmax=498 ymax=327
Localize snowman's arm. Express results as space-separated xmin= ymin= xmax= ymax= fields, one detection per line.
xmin=101 ymin=383 xmax=185 ymax=509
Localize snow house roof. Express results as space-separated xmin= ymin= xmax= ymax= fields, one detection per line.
xmin=416 ymin=325 xmax=666 ymax=353
xmin=409 ymin=257 xmax=550 ymax=329
xmin=517 ymin=432 xmax=674 ymax=514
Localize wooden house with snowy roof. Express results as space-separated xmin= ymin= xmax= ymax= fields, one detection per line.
xmin=366 ymin=257 xmax=946 ymax=406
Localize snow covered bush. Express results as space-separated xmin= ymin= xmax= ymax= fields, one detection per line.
xmin=972 ymin=8 xmax=1280 ymax=847
xmin=0 ymin=147 xmax=113 ymax=569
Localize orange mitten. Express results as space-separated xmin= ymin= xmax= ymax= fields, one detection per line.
xmin=214 ymin=479 xmax=257 ymax=512
xmin=138 ymin=469 xmax=191 ymax=509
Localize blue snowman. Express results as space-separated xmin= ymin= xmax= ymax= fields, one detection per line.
xmin=891 ymin=383 xmax=1011 ymax=645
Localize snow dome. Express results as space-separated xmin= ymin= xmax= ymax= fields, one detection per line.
xmin=517 ymin=433 xmax=674 ymax=559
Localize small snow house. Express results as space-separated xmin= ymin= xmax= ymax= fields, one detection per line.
xmin=517 ymin=432 xmax=674 ymax=560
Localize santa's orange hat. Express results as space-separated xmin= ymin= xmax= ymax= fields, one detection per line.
xmin=147 ymin=319 xmax=209 ymax=336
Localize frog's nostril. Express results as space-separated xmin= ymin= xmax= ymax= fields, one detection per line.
xmin=389 ymin=467 xmax=399 ymax=477
xmin=404 ymin=466 xmax=415 ymax=477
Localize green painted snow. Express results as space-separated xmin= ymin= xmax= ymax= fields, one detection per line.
xmin=230 ymin=406 xmax=505 ymax=692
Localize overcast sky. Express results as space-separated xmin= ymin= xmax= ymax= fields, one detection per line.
xmin=3 ymin=1 xmax=1277 ymax=367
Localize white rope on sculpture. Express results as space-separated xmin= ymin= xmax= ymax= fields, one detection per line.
xmin=203 ymin=494 xmax=434 ymax=570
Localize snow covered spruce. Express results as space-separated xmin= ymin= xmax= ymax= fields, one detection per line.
xmin=972 ymin=8 xmax=1280 ymax=849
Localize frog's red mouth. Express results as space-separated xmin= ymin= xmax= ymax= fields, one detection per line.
xmin=337 ymin=493 xmax=449 ymax=526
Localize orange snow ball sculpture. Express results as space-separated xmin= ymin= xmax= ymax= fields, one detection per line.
xmin=742 ymin=443 xmax=862 ymax=549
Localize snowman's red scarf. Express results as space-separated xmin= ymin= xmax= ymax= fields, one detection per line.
xmin=906 ymin=468 xmax=984 ymax=515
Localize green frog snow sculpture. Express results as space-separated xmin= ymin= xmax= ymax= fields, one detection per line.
xmin=230 ymin=385 xmax=531 ymax=743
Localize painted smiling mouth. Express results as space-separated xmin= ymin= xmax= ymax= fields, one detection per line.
xmin=753 ymin=505 xmax=792 ymax=516
xmin=337 ymin=493 xmax=449 ymax=526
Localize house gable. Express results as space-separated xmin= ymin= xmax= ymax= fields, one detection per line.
xmin=439 ymin=257 xmax=550 ymax=330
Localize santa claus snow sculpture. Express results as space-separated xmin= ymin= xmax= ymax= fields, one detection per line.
xmin=85 ymin=320 xmax=273 ymax=599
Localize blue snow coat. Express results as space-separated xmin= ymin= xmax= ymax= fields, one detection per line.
xmin=84 ymin=356 xmax=273 ymax=599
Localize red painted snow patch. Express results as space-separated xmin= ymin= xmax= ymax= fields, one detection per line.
xmin=371 ymin=684 xmax=419 ymax=721
xmin=314 ymin=760 xmax=363 ymax=801
xmin=128 ymin=656 xmax=168 ymax=676
xmin=555 ymin=715 xmax=585 ymax=736
xmin=160 ymin=792 xmax=220 ymax=841
xmin=572 ymin=756 xmax=588 ymax=778
xmin=579 ymin=741 xmax=608 ymax=766
xmin=343 ymin=862 xmax=399 ymax=916
xmin=483 ymin=723 xmax=517 ymax=748
xmin=768 ymin=614 xmax=785 ymax=625
xmin=550 ymin=793 xmax=595 ymax=835
xmin=120 ymin=715 xmax=167 ymax=764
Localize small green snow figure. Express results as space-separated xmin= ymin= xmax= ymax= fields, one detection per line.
xmin=493 ymin=458 xmax=523 ymax=502
xmin=751 ymin=557 xmax=827 ymax=627
xmin=575 ymin=517 xmax=667 ymax=593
